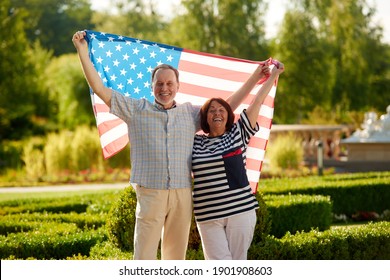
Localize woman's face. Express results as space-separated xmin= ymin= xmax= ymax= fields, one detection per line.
xmin=207 ymin=100 xmax=228 ymax=136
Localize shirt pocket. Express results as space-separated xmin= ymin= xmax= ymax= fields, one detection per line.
xmin=222 ymin=148 xmax=249 ymax=189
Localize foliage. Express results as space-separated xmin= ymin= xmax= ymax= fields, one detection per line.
xmin=106 ymin=186 xmax=137 ymax=251
xmin=2 ymin=0 xmax=390 ymax=142
xmin=301 ymin=105 xmax=363 ymax=126
xmin=0 ymin=190 xmax=117 ymax=259
xmin=10 ymin=0 xmax=95 ymax=56
xmin=1 ymin=127 xmax=129 ymax=184
xmin=0 ymin=141 xmax=24 ymax=171
xmin=91 ymin=0 xmax=167 ymax=42
xmin=70 ymin=126 xmax=105 ymax=171
xmin=271 ymin=0 xmax=389 ymax=123
xmin=164 ymin=0 xmax=269 ymax=59
xmin=0 ymin=172 xmax=389 ymax=259
xmin=248 ymin=221 xmax=390 ymax=260
xmin=0 ymin=0 xmax=52 ymax=140
xmin=22 ymin=140 xmax=46 ymax=180
xmin=264 ymin=194 xmax=332 ymax=238
xmin=44 ymin=54 xmax=95 ymax=130
xmin=252 ymin=192 xmax=272 ymax=243
xmin=266 ymin=132 xmax=304 ymax=171
xmin=260 ymin=171 xmax=390 ymax=216
xmin=272 ymin=9 xmax=335 ymax=123
xmin=43 ymin=126 xmax=105 ymax=174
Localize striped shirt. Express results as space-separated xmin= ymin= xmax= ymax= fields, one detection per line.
xmin=192 ymin=110 xmax=259 ymax=223
xmin=110 ymin=90 xmax=200 ymax=189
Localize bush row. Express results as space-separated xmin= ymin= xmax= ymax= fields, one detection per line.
xmin=0 ymin=191 xmax=118 ymax=215
xmin=2 ymin=220 xmax=388 ymax=260
xmin=106 ymin=187 xmax=333 ymax=249
xmin=248 ymin=221 xmax=390 ymax=260
xmin=264 ymin=194 xmax=332 ymax=238
xmin=0 ymin=226 xmax=106 ymax=259
xmin=1 ymin=171 xmax=389 ymax=259
xmin=260 ymin=171 xmax=390 ymax=215
xmin=0 ymin=212 xmax=107 ymax=235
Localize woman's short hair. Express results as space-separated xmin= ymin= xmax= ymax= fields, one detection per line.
xmin=200 ymin=98 xmax=235 ymax=133
xmin=151 ymin=64 xmax=179 ymax=82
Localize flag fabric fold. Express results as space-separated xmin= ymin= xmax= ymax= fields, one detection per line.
xmin=85 ymin=30 xmax=278 ymax=193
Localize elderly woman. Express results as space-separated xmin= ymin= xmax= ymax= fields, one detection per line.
xmin=192 ymin=61 xmax=284 ymax=260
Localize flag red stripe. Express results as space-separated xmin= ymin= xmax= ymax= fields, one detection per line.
xmin=97 ymin=118 xmax=125 ymax=135
xmin=102 ymin=134 xmax=128 ymax=159
xmin=257 ymin=116 xmax=273 ymax=130
xmin=248 ymin=137 xmax=268 ymax=151
xmin=246 ymin=158 xmax=263 ymax=170
xmin=249 ymin=181 xmax=258 ymax=192
xmin=94 ymin=103 xmax=110 ymax=113
xmin=263 ymin=94 xmax=275 ymax=108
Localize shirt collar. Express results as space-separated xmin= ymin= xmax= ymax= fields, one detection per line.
xmin=154 ymin=100 xmax=177 ymax=110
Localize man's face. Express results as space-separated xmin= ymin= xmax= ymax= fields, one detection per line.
xmin=152 ymin=68 xmax=179 ymax=109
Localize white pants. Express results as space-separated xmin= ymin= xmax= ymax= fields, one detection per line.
xmin=197 ymin=210 xmax=257 ymax=260
xmin=133 ymin=185 xmax=192 ymax=260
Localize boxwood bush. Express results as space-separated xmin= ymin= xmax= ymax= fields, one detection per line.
xmin=248 ymin=221 xmax=390 ymax=260
xmin=264 ymin=194 xmax=332 ymax=238
xmin=260 ymin=172 xmax=390 ymax=215
xmin=0 ymin=171 xmax=389 ymax=260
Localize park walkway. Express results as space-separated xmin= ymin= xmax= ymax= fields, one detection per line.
xmin=0 ymin=183 xmax=127 ymax=193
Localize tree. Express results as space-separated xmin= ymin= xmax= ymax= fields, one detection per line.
xmin=11 ymin=0 xmax=94 ymax=56
xmin=271 ymin=10 xmax=335 ymax=123
xmin=163 ymin=0 xmax=269 ymax=59
xmin=44 ymin=54 xmax=95 ymax=130
xmin=271 ymin=0 xmax=389 ymax=123
xmin=297 ymin=0 xmax=388 ymax=112
xmin=92 ymin=0 xmax=167 ymax=42
xmin=0 ymin=0 xmax=52 ymax=140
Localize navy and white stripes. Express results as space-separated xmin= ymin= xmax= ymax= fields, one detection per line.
xmin=192 ymin=111 xmax=259 ymax=223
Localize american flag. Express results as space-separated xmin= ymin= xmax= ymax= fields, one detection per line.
xmin=85 ymin=30 xmax=278 ymax=193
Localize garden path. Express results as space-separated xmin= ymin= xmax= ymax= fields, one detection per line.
xmin=0 ymin=183 xmax=127 ymax=193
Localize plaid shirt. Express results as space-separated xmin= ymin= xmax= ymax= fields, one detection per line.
xmin=110 ymin=90 xmax=200 ymax=189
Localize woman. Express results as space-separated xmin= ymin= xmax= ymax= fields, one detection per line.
xmin=192 ymin=61 xmax=284 ymax=260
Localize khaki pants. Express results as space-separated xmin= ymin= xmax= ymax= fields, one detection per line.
xmin=133 ymin=185 xmax=192 ymax=260
xmin=197 ymin=210 xmax=257 ymax=260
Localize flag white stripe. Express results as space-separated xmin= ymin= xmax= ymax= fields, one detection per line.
xmin=255 ymin=127 xmax=271 ymax=140
xmin=247 ymin=147 xmax=265 ymax=160
xmin=95 ymin=112 xmax=121 ymax=125
xmin=180 ymin=71 xmax=244 ymax=92
xmin=100 ymin=122 xmax=128 ymax=148
xmin=247 ymin=169 xmax=261 ymax=182
xmin=260 ymin=105 xmax=274 ymax=119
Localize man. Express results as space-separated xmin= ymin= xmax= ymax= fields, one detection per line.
xmin=72 ymin=30 xmax=270 ymax=260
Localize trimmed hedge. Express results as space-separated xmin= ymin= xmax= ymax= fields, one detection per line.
xmin=106 ymin=186 xmax=137 ymax=251
xmin=264 ymin=194 xmax=332 ymax=238
xmin=105 ymin=187 xmax=330 ymax=250
xmin=0 ymin=227 xmax=106 ymax=259
xmin=248 ymin=221 xmax=390 ymax=260
xmin=0 ymin=213 xmax=107 ymax=234
xmin=260 ymin=172 xmax=390 ymax=215
xmin=0 ymin=172 xmax=389 ymax=260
